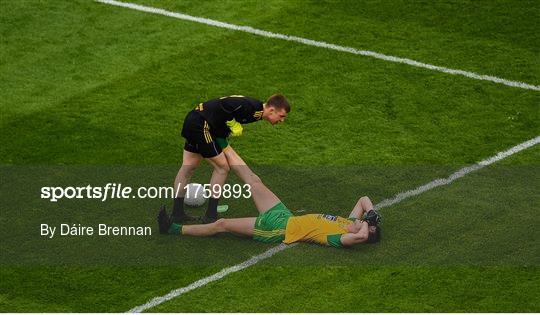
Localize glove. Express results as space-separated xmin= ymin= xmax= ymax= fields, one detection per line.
xmin=226 ymin=119 xmax=243 ymax=137
xmin=362 ymin=209 xmax=381 ymax=226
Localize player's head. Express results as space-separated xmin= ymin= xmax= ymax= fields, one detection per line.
xmin=263 ymin=94 xmax=290 ymax=125
xmin=367 ymin=225 xmax=381 ymax=244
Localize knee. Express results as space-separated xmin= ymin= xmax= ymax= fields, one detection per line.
xmin=213 ymin=162 xmax=230 ymax=174
xmin=179 ymin=164 xmax=198 ymax=176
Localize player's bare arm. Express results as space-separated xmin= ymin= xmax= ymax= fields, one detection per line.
xmin=348 ymin=196 xmax=374 ymax=219
xmin=340 ymin=220 xmax=370 ymax=246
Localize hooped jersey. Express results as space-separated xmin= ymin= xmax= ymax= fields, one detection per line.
xmin=284 ymin=214 xmax=354 ymax=247
xmin=194 ymin=95 xmax=264 ymax=137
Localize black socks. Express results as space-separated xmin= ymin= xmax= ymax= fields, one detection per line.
xmin=173 ymin=196 xmax=219 ymax=223
xmin=205 ymin=198 xmax=219 ymax=221
xmin=172 ymin=197 xmax=185 ymax=221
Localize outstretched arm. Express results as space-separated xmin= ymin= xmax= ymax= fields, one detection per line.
xmin=348 ymin=196 xmax=374 ymax=219
xmin=340 ymin=221 xmax=369 ymax=246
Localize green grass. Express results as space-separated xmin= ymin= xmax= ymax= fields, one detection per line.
xmin=1 ymin=150 xmax=538 ymax=312
xmin=1 ymin=1 xmax=538 ymax=165
xmin=0 ymin=0 xmax=538 ymax=312
xmin=151 ymin=266 xmax=539 ymax=312
xmin=131 ymin=0 xmax=540 ymax=83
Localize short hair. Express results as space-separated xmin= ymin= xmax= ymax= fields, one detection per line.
xmin=367 ymin=226 xmax=381 ymax=244
xmin=266 ymin=94 xmax=290 ymax=113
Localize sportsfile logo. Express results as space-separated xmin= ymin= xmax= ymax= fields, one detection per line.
xmin=40 ymin=183 xmax=251 ymax=202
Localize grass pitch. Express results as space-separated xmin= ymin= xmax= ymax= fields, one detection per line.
xmin=0 ymin=0 xmax=539 ymax=312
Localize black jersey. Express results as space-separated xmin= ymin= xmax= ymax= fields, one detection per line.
xmin=194 ymin=95 xmax=264 ymax=138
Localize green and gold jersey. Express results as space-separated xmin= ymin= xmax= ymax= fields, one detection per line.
xmin=284 ymin=214 xmax=354 ymax=247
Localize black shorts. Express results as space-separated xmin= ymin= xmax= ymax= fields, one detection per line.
xmin=181 ymin=111 xmax=222 ymax=158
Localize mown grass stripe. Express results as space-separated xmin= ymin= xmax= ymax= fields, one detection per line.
xmin=127 ymin=243 xmax=297 ymax=313
xmin=375 ymin=135 xmax=540 ymax=209
xmin=94 ymin=0 xmax=540 ymax=91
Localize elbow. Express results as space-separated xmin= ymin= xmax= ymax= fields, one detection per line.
xmin=358 ymin=234 xmax=369 ymax=244
xmin=358 ymin=226 xmax=370 ymax=243
xmin=346 ymin=234 xmax=368 ymax=246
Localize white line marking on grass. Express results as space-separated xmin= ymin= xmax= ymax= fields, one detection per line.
xmin=127 ymin=135 xmax=539 ymax=313
xmin=375 ymin=135 xmax=540 ymax=209
xmin=127 ymin=243 xmax=297 ymax=313
xmin=95 ymin=0 xmax=540 ymax=91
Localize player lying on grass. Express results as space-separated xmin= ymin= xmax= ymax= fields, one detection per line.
xmin=171 ymin=94 xmax=290 ymax=224
xmin=159 ymin=147 xmax=381 ymax=248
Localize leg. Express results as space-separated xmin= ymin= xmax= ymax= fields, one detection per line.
xmin=171 ymin=149 xmax=203 ymax=222
xmin=220 ymin=217 xmax=256 ymax=236
xmin=175 ymin=150 xmax=203 ymax=198
xmin=203 ymin=152 xmax=230 ymax=221
xmin=223 ymin=146 xmax=281 ymax=214
xmin=176 ymin=112 xmax=224 ymax=222
xmin=182 ymin=217 xmax=256 ymax=237
xmin=205 ymin=152 xmax=231 ymax=197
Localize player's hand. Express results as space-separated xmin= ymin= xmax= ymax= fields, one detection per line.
xmin=362 ymin=209 xmax=381 ymax=226
xmin=226 ymin=119 xmax=243 ymax=137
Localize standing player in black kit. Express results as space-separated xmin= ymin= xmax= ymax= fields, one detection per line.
xmin=170 ymin=94 xmax=290 ymax=223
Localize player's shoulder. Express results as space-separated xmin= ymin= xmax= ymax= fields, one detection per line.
xmin=220 ymin=95 xmax=262 ymax=104
xmin=202 ymin=97 xmax=221 ymax=106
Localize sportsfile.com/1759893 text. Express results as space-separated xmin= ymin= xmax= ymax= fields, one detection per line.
xmin=40 ymin=183 xmax=252 ymax=202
